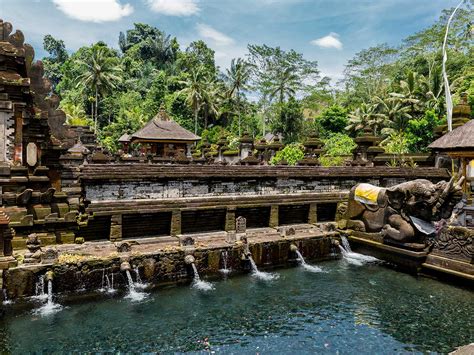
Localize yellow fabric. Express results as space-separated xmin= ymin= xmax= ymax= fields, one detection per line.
xmin=354 ymin=183 xmax=382 ymax=205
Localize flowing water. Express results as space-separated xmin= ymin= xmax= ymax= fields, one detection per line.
xmin=1 ymin=260 xmax=472 ymax=353
xmin=31 ymin=276 xmax=47 ymax=302
xmin=339 ymin=236 xmax=379 ymax=266
xmin=248 ymin=256 xmax=279 ymax=281
xmin=99 ymin=268 xmax=115 ymax=294
xmin=33 ymin=279 xmax=62 ymax=316
xmin=191 ymin=263 xmax=215 ymax=291
xmin=295 ymin=250 xmax=323 ymax=273
xmin=124 ymin=270 xmax=148 ymax=302
xmin=219 ymin=250 xmax=231 ymax=275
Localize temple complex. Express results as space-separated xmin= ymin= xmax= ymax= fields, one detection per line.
xmin=0 ymin=19 xmax=472 ymax=313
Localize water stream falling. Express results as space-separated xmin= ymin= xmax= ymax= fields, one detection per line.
xmin=219 ymin=250 xmax=231 ymax=275
xmin=2 ymin=289 xmax=12 ymax=305
xmin=124 ymin=270 xmax=148 ymax=302
xmin=32 ymin=275 xmax=47 ymax=301
xmin=191 ymin=263 xmax=214 ymax=291
xmin=339 ymin=236 xmax=378 ymax=266
xmin=99 ymin=268 xmax=115 ymax=294
xmin=34 ymin=278 xmax=62 ymax=316
xmin=295 ymin=250 xmax=323 ymax=273
xmin=248 ymin=256 xmax=279 ymax=281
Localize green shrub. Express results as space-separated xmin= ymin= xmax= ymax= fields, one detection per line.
xmin=270 ymin=143 xmax=305 ymax=166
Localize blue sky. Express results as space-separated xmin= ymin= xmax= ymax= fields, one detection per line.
xmin=1 ymin=0 xmax=462 ymax=82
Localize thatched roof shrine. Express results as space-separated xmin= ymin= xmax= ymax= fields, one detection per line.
xmin=130 ymin=108 xmax=200 ymax=144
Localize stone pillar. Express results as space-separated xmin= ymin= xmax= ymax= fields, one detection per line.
xmin=308 ymin=203 xmax=318 ymax=224
xmin=0 ymin=208 xmax=17 ymax=269
xmin=186 ymin=144 xmax=192 ymax=158
xmin=171 ymin=209 xmax=181 ymax=237
xmin=225 ymin=207 xmax=236 ymax=232
xmin=109 ymin=214 xmax=122 ymax=241
xmin=269 ymin=205 xmax=279 ymax=228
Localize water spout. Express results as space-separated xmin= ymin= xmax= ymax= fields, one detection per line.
xmin=190 ymin=263 xmax=214 ymax=291
xmin=124 ymin=269 xmax=148 ymax=302
xmin=219 ymin=250 xmax=231 ymax=275
xmin=34 ymin=273 xmax=62 ymax=316
xmin=99 ymin=268 xmax=116 ymax=294
xmin=2 ymin=289 xmax=12 ymax=305
xmin=33 ymin=275 xmax=47 ymax=301
xmin=338 ymin=236 xmax=378 ymax=266
xmin=124 ymin=261 xmax=148 ymax=302
xmin=248 ymin=255 xmax=279 ymax=281
xmin=294 ymin=248 xmax=323 ymax=273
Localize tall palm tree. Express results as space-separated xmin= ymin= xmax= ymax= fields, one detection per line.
xmin=76 ymin=46 xmax=122 ymax=134
xmin=178 ymin=66 xmax=207 ymax=134
xmin=223 ymin=58 xmax=252 ymax=135
xmin=269 ymin=66 xmax=299 ymax=104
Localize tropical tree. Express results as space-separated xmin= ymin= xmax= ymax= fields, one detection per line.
xmin=272 ymin=96 xmax=304 ymax=143
xmin=75 ymin=46 xmax=122 ymax=133
xmin=178 ymin=66 xmax=208 ymax=134
xmin=347 ymin=103 xmax=377 ymax=135
xmin=373 ymin=96 xmax=412 ymax=135
xmin=223 ymin=58 xmax=252 ymax=134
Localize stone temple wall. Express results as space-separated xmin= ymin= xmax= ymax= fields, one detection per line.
xmin=78 ymin=165 xmax=451 ymax=242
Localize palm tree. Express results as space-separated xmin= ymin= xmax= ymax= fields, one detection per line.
xmin=389 ymin=71 xmax=424 ymax=117
xmin=223 ymin=58 xmax=252 ymax=135
xmin=178 ymin=66 xmax=207 ymax=134
xmin=76 ymin=46 xmax=122 ymax=134
xmin=373 ymin=96 xmax=413 ymax=135
xmin=269 ymin=66 xmax=299 ymax=104
xmin=347 ymin=103 xmax=380 ymax=135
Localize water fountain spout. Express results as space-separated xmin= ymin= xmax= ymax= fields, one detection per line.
xmin=34 ymin=271 xmax=62 ymax=316
xmin=338 ymin=236 xmax=378 ymax=266
xmin=186 ymin=256 xmax=214 ymax=291
xmin=293 ymin=246 xmax=323 ymax=273
xmin=120 ymin=261 xmax=131 ymax=272
xmin=219 ymin=250 xmax=231 ymax=275
xmin=248 ymin=254 xmax=279 ymax=281
xmin=184 ymin=255 xmax=195 ymax=265
xmin=45 ymin=270 xmax=54 ymax=281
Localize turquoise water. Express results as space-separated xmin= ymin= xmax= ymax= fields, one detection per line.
xmin=1 ymin=260 xmax=473 ymax=353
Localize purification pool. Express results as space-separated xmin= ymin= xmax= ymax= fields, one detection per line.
xmin=0 ymin=259 xmax=473 ymax=353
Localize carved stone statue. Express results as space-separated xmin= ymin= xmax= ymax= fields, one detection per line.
xmin=343 ymin=178 xmax=464 ymax=244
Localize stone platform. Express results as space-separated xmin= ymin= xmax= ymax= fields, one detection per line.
xmin=346 ymin=230 xmax=474 ymax=284
xmin=4 ymin=224 xmax=340 ymax=299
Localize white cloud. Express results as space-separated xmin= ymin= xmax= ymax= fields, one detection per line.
xmin=146 ymin=0 xmax=199 ymax=16
xmin=52 ymin=0 xmax=133 ymax=22
xmin=196 ymin=23 xmax=234 ymax=46
xmin=310 ymin=32 xmax=343 ymax=50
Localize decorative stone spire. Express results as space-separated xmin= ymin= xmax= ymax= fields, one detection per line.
xmin=351 ymin=127 xmax=384 ymax=167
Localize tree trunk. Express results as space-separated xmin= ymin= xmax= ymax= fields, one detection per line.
xmin=194 ymin=109 xmax=198 ymax=135
xmin=94 ymin=87 xmax=98 ymax=135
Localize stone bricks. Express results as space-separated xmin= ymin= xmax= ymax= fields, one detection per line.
xmin=170 ymin=210 xmax=181 ymax=237
xmin=109 ymin=214 xmax=122 ymax=241
xmin=269 ymin=205 xmax=279 ymax=228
